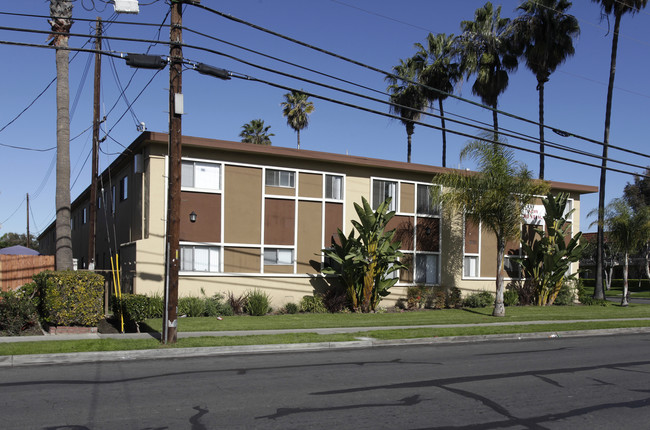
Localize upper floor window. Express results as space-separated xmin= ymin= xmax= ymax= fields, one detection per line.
xmin=182 ymin=160 xmax=221 ymax=191
xmin=111 ymin=186 xmax=116 ymax=214
xmin=325 ymin=175 xmax=343 ymax=200
xmin=417 ymin=184 xmax=439 ymax=215
xmin=266 ymin=169 xmax=295 ymax=188
xmin=82 ymin=207 xmax=87 ymax=224
xmin=372 ymin=179 xmax=397 ymax=211
xmin=119 ymin=176 xmax=128 ymax=201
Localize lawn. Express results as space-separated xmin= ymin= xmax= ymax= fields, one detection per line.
xmin=141 ymin=303 xmax=650 ymax=333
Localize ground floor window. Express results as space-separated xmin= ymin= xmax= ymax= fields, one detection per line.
xmin=463 ymin=255 xmax=479 ymax=278
xmin=180 ymin=244 xmax=220 ymax=272
xmin=264 ymin=248 xmax=293 ymax=265
xmin=415 ymin=253 xmax=439 ymax=285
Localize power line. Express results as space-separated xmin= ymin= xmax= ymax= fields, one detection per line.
xmin=228 ymin=70 xmax=648 ymax=179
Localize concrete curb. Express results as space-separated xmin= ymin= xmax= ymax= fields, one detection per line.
xmin=3 ymin=326 xmax=650 ymax=368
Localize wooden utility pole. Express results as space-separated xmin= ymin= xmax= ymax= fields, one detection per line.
xmin=88 ymin=17 xmax=101 ymax=271
xmin=26 ymin=193 xmax=30 ymax=249
xmin=163 ymin=0 xmax=183 ymax=344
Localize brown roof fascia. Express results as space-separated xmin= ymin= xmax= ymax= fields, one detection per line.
xmin=142 ymin=132 xmax=597 ymax=195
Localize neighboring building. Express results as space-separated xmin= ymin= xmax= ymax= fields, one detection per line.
xmin=39 ymin=132 xmax=597 ymax=307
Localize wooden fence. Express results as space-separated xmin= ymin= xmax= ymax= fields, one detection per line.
xmin=0 ymin=255 xmax=55 ymax=291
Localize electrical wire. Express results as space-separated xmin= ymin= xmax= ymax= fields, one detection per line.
xmin=229 ymin=71 xmax=648 ymax=179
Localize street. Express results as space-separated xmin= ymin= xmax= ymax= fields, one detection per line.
xmin=1 ymin=334 xmax=649 ymax=429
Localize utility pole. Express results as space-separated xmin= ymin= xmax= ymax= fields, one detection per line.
xmin=26 ymin=193 xmax=30 ymax=249
xmin=163 ymin=0 xmax=183 ymax=344
xmin=88 ymin=17 xmax=101 ymax=271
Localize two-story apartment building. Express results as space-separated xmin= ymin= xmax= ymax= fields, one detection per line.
xmin=39 ymin=132 xmax=597 ymax=307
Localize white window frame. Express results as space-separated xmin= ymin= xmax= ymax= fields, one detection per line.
xmin=266 ymin=169 xmax=295 ymax=188
xmin=416 ymin=184 xmax=440 ymax=216
xmin=264 ymin=247 xmax=294 ymax=265
xmin=181 ymin=159 xmax=221 ymax=192
xmin=119 ymin=176 xmax=128 ymax=201
xmin=372 ymin=178 xmax=398 ymax=211
xmin=325 ymin=174 xmax=344 ymax=200
xmin=180 ymin=243 xmax=221 ymax=273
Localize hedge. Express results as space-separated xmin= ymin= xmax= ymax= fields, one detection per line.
xmin=34 ymin=271 xmax=104 ymax=327
xmin=581 ymin=278 xmax=650 ymax=291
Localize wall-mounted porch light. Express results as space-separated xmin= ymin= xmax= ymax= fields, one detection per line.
xmin=189 ymin=211 xmax=197 ymax=223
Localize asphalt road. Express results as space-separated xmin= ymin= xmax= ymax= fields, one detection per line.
xmin=1 ymin=334 xmax=650 ymax=429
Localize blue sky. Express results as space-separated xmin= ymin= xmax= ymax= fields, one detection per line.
xmin=1 ymin=0 xmax=649 ymax=238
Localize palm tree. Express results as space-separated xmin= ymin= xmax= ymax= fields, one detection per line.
xmin=459 ymin=2 xmax=519 ymax=136
xmin=239 ymin=119 xmax=274 ymax=145
xmin=597 ymin=199 xmax=650 ymax=306
xmin=514 ymin=0 xmax=580 ymax=180
xmin=434 ymin=133 xmax=548 ymax=316
xmin=280 ymin=90 xmax=314 ymax=149
xmin=386 ymin=57 xmax=426 ymax=163
xmin=50 ymin=0 xmax=73 ymax=270
xmin=592 ymin=0 xmax=648 ymax=300
xmin=412 ymin=33 xmax=462 ymax=167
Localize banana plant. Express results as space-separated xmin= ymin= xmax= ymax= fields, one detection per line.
xmin=516 ymin=193 xmax=585 ymax=305
xmin=322 ymin=197 xmax=406 ymax=312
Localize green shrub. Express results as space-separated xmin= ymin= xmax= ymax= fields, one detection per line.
xmin=112 ymin=294 xmax=150 ymax=332
xmin=407 ymin=285 xmax=428 ymax=309
xmin=395 ymin=297 xmax=408 ymax=310
xmin=35 ymin=271 xmax=104 ymax=327
xmin=577 ymin=281 xmax=611 ymax=306
xmin=283 ymin=302 xmax=299 ymax=314
xmin=0 ymin=290 xmax=39 ymax=336
xmin=463 ymin=290 xmax=494 ymax=308
xmin=504 ymin=288 xmax=519 ymax=307
xmin=445 ymin=287 xmax=463 ymax=309
xmin=145 ymin=293 xmax=164 ymax=318
xmin=246 ymin=289 xmax=271 ymax=316
xmin=178 ymin=296 xmax=206 ymax=317
xmin=429 ymin=286 xmax=447 ymax=310
xmin=553 ymin=281 xmax=576 ymax=306
xmin=581 ymin=278 xmax=650 ymax=292
xmin=300 ymin=295 xmax=327 ymax=313
xmin=322 ymin=288 xmax=349 ymax=313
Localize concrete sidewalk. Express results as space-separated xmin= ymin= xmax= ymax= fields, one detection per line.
xmin=1 ymin=318 xmax=650 ymax=368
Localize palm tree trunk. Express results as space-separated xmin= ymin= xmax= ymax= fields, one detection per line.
xmin=595 ymin=11 xmax=622 ymax=300
xmin=492 ymin=103 xmax=499 ymax=142
xmin=622 ymin=251 xmax=629 ymax=306
xmin=407 ymin=130 xmax=412 ymax=163
xmin=296 ymin=129 xmax=300 ymax=150
xmin=52 ymin=0 xmax=73 ymax=270
xmin=493 ymin=235 xmax=506 ymax=317
xmin=538 ymin=80 xmax=545 ymax=180
xmin=439 ymin=98 xmax=447 ymax=168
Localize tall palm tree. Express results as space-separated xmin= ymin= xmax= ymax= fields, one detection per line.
xmin=514 ymin=0 xmax=580 ymax=180
xmin=434 ymin=133 xmax=548 ymax=317
xmin=386 ymin=57 xmax=426 ymax=163
xmin=459 ymin=2 xmax=519 ymax=136
xmin=50 ymin=0 xmax=73 ymax=270
xmin=412 ymin=33 xmax=462 ymax=168
xmin=597 ymin=199 xmax=650 ymax=306
xmin=239 ymin=119 xmax=274 ymax=145
xmin=281 ymin=90 xmax=314 ymax=149
xmin=591 ymin=0 xmax=648 ymax=300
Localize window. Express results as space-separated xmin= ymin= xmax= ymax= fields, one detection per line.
xmin=563 ymin=198 xmax=574 ymax=221
xmin=182 ymin=160 xmax=221 ymax=191
xmin=119 ymin=176 xmax=128 ymax=201
xmin=264 ymin=248 xmax=293 ymax=265
xmin=417 ymin=184 xmax=439 ymax=215
xmin=504 ymin=256 xmax=521 ymax=279
xmin=82 ymin=207 xmax=87 ymax=224
xmin=180 ymin=245 xmax=220 ymax=272
xmin=325 ymin=175 xmax=343 ymax=200
xmin=372 ymin=179 xmax=397 ymax=211
xmin=463 ymin=256 xmax=478 ymax=278
xmin=415 ymin=254 xmax=439 ymax=284
xmin=266 ymin=169 xmax=295 ymax=188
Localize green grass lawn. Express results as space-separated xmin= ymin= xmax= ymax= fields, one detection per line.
xmin=2 ymin=304 xmax=650 ymax=357
xmin=581 ymin=285 xmax=650 ymax=299
xmin=141 ymin=303 xmax=650 ymax=333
